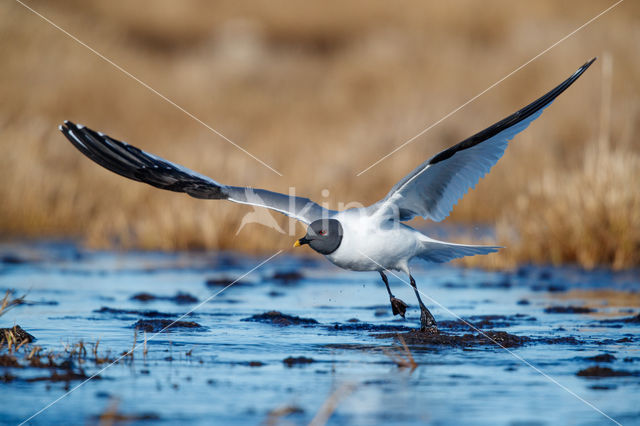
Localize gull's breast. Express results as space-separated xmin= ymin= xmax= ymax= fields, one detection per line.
xmin=325 ymin=213 xmax=420 ymax=272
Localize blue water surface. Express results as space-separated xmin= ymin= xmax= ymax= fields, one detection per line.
xmin=0 ymin=241 xmax=638 ymax=425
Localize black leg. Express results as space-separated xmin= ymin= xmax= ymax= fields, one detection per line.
xmin=379 ymin=271 xmax=407 ymax=318
xmin=409 ymin=275 xmax=438 ymax=332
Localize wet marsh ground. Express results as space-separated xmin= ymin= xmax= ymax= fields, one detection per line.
xmin=1 ymin=241 xmax=639 ymax=425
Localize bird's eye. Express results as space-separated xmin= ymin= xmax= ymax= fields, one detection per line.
xmin=318 ymin=230 xmax=327 ymax=236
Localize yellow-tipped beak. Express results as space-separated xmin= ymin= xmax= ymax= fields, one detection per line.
xmin=293 ymin=239 xmax=302 ymax=248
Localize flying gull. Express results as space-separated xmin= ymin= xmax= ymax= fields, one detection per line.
xmin=60 ymin=59 xmax=594 ymax=332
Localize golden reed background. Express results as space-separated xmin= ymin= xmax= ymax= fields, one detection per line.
xmin=1 ymin=1 xmax=638 ymax=269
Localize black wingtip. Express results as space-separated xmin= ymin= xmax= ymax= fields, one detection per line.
xmin=61 ymin=120 xmax=77 ymax=132
xmin=575 ymin=57 xmax=597 ymax=77
xmin=61 ymin=120 xmax=85 ymax=134
xmin=563 ymin=56 xmax=598 ymax=86
xmin=427 ymin=58 xmax=596 ymax=166
xmin=59 ymin=121 xmax=73 ymax=133
xmin=62 ymin=120 xmax=90 ymax=133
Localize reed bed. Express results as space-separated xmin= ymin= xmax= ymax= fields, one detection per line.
xmin=0 ymin=1 xmax=638 ymax=268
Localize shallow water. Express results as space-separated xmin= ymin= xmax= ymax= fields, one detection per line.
xmin=0 ymin=241 xmax=639 ymax=425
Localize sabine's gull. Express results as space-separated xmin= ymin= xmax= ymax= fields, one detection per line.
xmin=60 ymin=58 xmax=594 ymax=331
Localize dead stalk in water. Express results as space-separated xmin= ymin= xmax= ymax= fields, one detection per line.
xmin=16 ymin=337 xmax=29 ymax=352
xmin=27 ymin=345 xmax=42 ymax=360
xmin=4 ymin=329 xmax=14 ymax=353
xmin=143 ymin=332 xmax=148 ymax=358
xmin=97 ymin=397 xmax=121 ymax=426
xmin=309 ymin=382 xmax=358 ymax=426
xmin=0 ymin=291 xmax=26 ymax=318
xmin=265 ymin=405 xmax=304 ymax=426
xmin=382 ymin=334 xmax=417 ymax=371
xmin=130 ymin=328 xmax=137 ymax=361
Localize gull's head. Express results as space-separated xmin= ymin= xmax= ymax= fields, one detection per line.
xmin=294 ymin=219 xmax=343 ymax=255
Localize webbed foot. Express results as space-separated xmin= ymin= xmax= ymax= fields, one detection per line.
xmin=390 ymin=297 xmax=408 ymax=318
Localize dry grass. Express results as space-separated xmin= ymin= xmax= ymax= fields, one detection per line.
xmin=489 ymin=142 xmax=640 ymax=269
xmin=265 ymin=405 xmax=305 ymax=426
xmin=0 ymin=1 xmax=638 ymax=268
xmin=0 ymin=291 xmax=26 ymax=318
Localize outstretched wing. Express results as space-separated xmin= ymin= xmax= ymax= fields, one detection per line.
xmin=372 ymin=58 xmax=595 ymax=222
xmin=60 ymin=121 xmax=332 ymax=224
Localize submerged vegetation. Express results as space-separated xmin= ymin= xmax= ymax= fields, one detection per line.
xmin=0 ymin=1 xmax=638 ymax=268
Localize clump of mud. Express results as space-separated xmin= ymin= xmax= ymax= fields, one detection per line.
xmin=205 ymin=277 xmax=249 ymax=287
xmin=544 ymin=306 xmax=595 ymax=314
xmin=130 ymin=292 xmax=198 ymax=304
xmin=577 ymin=366 xmax=636 ymax=377
xmin=438 ymin=314 xmax=536 ymax=331
xmin=0 ymin=338 xmax=111 ymax=387
xmin=0 ymin=353 xmax=20 ymax=367
xmin=283 ymin=356 xmax=315 ymax=366
xmin=377 ymin=330 xmax=531 ymax=348
xmin=242 ymin=311 xmax=318 ymax=326
xmin=329 ymin=323 xmax=410 ymax=332
xmin=27 ymin=371 xmax=100 ymax=383
xmin=585 ymin=354 xmax=616 ymax=363
xmin=270 ymin=271 xmax=304 ymax=284
xmin=1 ymin=254 xmax=30 ymax=264
xmin=0 ymin=325 xmax=35 ymax=345
xmin=132 ymin=319 xmax=204 ymax=333
xmin=94 ymin=307 xmax=172 ymax=318
xmin=539 ymin=336 xmax=583 ymax=345
xmin=599 ymin=314 xmax=640 ymax=325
